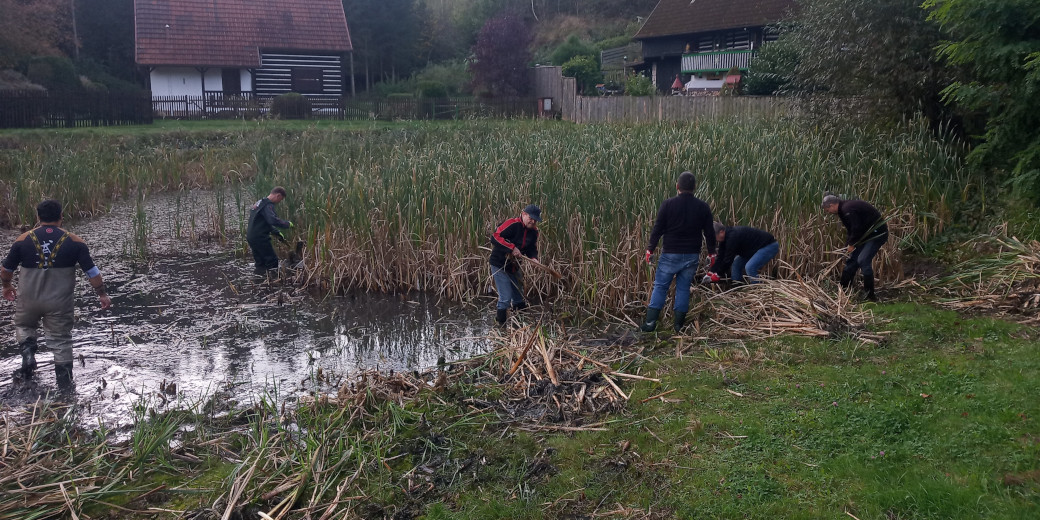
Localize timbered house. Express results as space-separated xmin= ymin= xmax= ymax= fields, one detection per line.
xmin=134 ymin=0 xmax=352 ymax=100
xmin=634 ymin=0 xmax=795 ymax=93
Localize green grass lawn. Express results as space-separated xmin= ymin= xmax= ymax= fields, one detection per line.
xmin=401 ymin=304 xmax=1039 ymax=519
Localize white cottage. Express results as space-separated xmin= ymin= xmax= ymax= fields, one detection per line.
xmin=134 ymin=0 xmax=353 ymax=100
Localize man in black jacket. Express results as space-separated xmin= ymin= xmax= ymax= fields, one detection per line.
xmin=246 ymin=187 xmax=293 ymax=274
xmin=642 ymin=171 xmax=716 ymax=332
xmin=822 ymin=194 xmax=888 ymax=300
xmin=702 ymin=223 xmax=779 ymax=284
xmin=489 ymin=204 xmax=542 ymax=326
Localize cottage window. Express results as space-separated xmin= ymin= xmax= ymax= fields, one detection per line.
xmin=222 ymin=69 xmax=242 ymax=95
xmin=291 ymin=68 xmax=323 ymax=94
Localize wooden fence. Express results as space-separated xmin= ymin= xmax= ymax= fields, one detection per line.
xmin=152 ymin=95 xmax=536 ymax=121
xmin=532 ymin=65 xmax=788 ymax=123
xmin=0 ymin=90 xmax=153 ymax=129
xmin=571 ymin=95 xmax=788 ymax=124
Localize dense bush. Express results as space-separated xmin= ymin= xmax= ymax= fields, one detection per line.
xmin=25 ymin=56 xmax=80 ymax=92
xmin=624 ymin=73 xmax=654 ymax=96
xmin=562 ymin=55 xmax=602 ymax=95
xmin=417 ymin=80 xmax=448 ymax=99
xmin=270 ymin=92 xmax=311 ymax=119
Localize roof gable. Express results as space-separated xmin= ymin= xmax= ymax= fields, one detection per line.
xmin=635 ymin=0 xmax=796 ymax=40
xmin=135 ymin=0 xmax=352 ymax=67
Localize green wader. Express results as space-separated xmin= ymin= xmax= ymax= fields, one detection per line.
xmin=14 ymin=266 xmax=77 ymax=365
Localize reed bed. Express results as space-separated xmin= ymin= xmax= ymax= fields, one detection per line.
xmin=0 ymin=119 xmax=972 ymax=314
xmin=930 ymin=233 xmax=1040 ymax=322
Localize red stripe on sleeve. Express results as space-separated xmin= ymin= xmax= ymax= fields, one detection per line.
xmin=493 ymin=218 xmax=521 ymax=249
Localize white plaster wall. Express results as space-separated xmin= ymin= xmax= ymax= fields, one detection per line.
xmin=685 ymin=77 xmax=725 ymax=90
xmin=238 ymin=69 xmax=251 ymax=92
xmin=150 ymin=67 xmax=203 ymax=97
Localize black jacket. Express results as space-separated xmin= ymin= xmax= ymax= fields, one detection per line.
xmin=489 ymin=216 xmax=538 ymax=268
xmin=246 ymin=197 xmax=290 ymax=243
xmin=2 ymin=226 xmax=98 ymax=275
xmin=838 ymin=200 xmax=888 ymax=247
xmin=647 ymin=193 xmax=716 ymax=255
xmin=711 ymin=226 xmax=777 ymax=275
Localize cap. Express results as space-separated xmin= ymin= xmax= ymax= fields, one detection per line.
xmin=523 ymin=204 xmax=542 ymax=222
xmin=821 ymin=195 xmax=841 ymax=208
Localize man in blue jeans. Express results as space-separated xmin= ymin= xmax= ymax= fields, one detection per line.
xmin=642 ymin=171 xmax=716 ymax=332
xmin=488 ymin=205 xmax=542 ymax=326
xmin=702 ymin=223 xmax=779 ymax=284
xmin=822 ymin=194 xmax=888 ymax=301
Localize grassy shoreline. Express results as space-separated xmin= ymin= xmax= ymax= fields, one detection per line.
xmin=2 ymin=302 xmax=1037 ymax=519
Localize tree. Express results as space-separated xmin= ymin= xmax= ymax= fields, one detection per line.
xmin=550 ymin=35 xmax=597 ymax=66
xmin=561 ymin=55 xmax=600 ymax=94
xmin=469 ymin=11 xmax=532 ymax=97
xmin=743 ymin=38 xmax=798 ymax=96
xmin=782 ymin=0 xmax=951 ymax=124
xmin=343 ymin=0 xmax=424 ymax=91
xmin=0 ymin=0 xmax=74 ymax=69
xmin=925 ymin=0 xmax=1040 ymax=203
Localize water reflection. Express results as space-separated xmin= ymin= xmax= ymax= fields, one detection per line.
xmin=0 ymin=191 xmax=494 ymax=427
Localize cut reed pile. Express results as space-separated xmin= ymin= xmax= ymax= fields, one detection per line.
xmin=0 ymin=119 xmax=973 ymax=315
xmin=930 ymin=234 xmax=1040 ymax=323
xmin=694 ymin=278 xmax=886 ymax=344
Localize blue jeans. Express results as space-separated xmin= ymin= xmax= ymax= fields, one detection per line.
xmin=492 ymin=264 xmax=525 ymax=310
xmin=732 ymin=241 xmax=780 ymax=283
xmin=648 ymin=253 xmax=699 ymax=313
xmin=843 ymin=233 xmax=887 ymax=279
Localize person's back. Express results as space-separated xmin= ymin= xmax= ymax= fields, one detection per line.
xmin=642 ymin=171 xmax=716 ymax=333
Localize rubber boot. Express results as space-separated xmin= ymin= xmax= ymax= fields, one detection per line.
xmin=839 ymin=269 xmax=855 ymax=291
xmin=55 ymin=362 xmax=75 ymax=393
xmin=673 ymin=311 xmax=688 ymax=333
xmin=863 ymin=274 xmax=877 ymax=301
xmin=495 ymin=309 xmax=508 ymax=327
xmin=17 ymin=337 xmax=37 ymax=378
xmin=640 ymin=307 xmax=662 ymax=332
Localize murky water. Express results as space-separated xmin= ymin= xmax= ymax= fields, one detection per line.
xmin=0 ymin=191 xmax=495 ymax=428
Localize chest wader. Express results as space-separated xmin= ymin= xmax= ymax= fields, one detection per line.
xmin=14 ymin=233 xmax=76 ymax=381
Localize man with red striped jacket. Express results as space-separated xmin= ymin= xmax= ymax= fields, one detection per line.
xmin=489 ymin=205 xmax=542 ymax=326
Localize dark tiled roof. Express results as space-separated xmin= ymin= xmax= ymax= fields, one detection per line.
xmin=635 ymin=0 xmax=796 ymax=39
xmin=135 ymin=0 xmax=352 ymax=67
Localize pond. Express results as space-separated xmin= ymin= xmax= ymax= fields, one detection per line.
xmin=0 ymin=191 xmax=496 ymax=429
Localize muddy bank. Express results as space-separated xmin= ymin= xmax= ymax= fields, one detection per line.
xmin=0 ymin=191 xmax=495 ymax=428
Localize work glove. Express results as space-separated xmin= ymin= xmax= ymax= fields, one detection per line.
xmin=644 ymin=250 xmax=652 ymax=264
xmin=274 ymin=231 xmax=288 ymax=244
xmin=707 ymin=254 xmax=717 ymax=268
xmin=289 ymin=221 xmax=295 ymax=229
xmin=701 ymin=272 xmax=720 ymax=284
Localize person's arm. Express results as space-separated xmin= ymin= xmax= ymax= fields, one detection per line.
xmin=711 ymin=240 xmax=736 ymax=275
xmin=842 ymin=208 xmax=867 ymax=247
xmin=702 ymin=206 xmax=717 ymax=255
xmin=76 ymin=241 xmax=111 ymax=310
xmin=1 ymin=266 xmax=14 ymax=301
xmin=492 ymin=219 xmax=519 ymax=253
xmin=646 ymin=201 xmax=668 ymax=254
xmin=2 ymin=243 xmax=21 ymax=301
xmin=262 ymin=203 xmax=291 ymax=229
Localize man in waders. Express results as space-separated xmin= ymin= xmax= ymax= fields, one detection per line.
xmin=822 ymin=194 xmax=889 ymax=301
xmin=702 ymin=223 xmax=779 ymax=285
xmin=246 ymin=186 xmax=293 ymax=274
xmin=642 ymin=171 xmax=716 ymax=333
xmin=489 ymin=204 xmax=542 ymax=326
xmin=1 ymin=199 xmax=111 ymax=388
